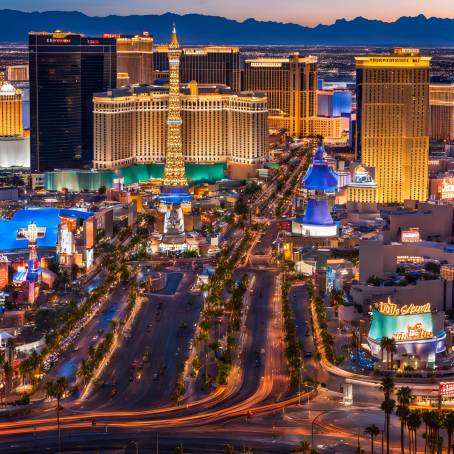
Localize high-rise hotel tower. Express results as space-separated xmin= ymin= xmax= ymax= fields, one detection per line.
xmin=355 ymin=48 xmax=430 ymax=204
xmin=243 ymin=53 xmax=318 ymax=136
xmin=0 ymin=72 xmax=23 ymax=137
xmin=29 ymin=31 xmax=116 ymax=171
xmin=154 ymin=45 xmax=241 ymax=91
xmin=115 ymin=32 xmax=153 ymax=86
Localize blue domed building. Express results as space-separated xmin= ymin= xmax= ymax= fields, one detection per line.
xmin=292 ymin=142 xmax=338 ymax=237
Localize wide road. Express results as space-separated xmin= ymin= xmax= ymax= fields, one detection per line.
xmin=82 ymin=268 xmax=202 ymax=411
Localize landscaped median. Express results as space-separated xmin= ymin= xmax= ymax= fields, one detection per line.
xmin=182 ymin=227 xmax=259 ymax=398
xmin=78 ymin=268 xmax=145 ymax=399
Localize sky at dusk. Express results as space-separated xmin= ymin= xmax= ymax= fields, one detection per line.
xmin=3 ymin=0 xmax=454 ymax=27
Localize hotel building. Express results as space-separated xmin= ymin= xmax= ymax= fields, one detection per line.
xmin=114 ymin=32 xmax=153 ymax=86
xmin=243 ymin=53 xmax=318 ymax=136
xmin=0 ymin=73 xmax=23 ymax=137
xmin=154 ymin=46 xmax=241 ymax=91
xmin=93 ymin=82 xmax=268 ymax=178
xmin=355 ymin=48 xmax=430 ymax=204
xmin=6 ymin=65 xmax=29 ymax=82
xmin=29 ymin=31 xmax=116 ymax=171
xmin=430 ymin=84 xmax=454 ymax=141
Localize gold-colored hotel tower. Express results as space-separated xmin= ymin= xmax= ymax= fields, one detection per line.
xmin=243 ymin=53 xmax=318 ymax=137
xmin=0 ymin=72 xmax=23 ymax=137
xmin=162 ymin=25 xmax=188 ymax=188
xmin=355 ymin=48 xmax=430 ymax=204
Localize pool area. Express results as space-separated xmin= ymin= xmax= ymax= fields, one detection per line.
xmin=0 ymin=208 xmax=93 ymax=251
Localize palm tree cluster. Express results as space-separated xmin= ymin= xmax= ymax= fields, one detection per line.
xmin=281 ymin=274 xmax=303 ymax=387
xmin=379 ymin=336 xmax=397 ymax=370
xmin=19 ymin=350 xmax=42 ymax=386
xmin=77 ymin=329 xmax=115 ymax=387
xmin=377 ymin=376 xmax=454 ymax=454
xmin=312 ymin=296 xmax=338 ymax=363
xmin=192 ymin=228 xmax=254 ymax=389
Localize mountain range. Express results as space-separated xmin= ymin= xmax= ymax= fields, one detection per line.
xmin=1 ymin=9 xmax=454 ymax=45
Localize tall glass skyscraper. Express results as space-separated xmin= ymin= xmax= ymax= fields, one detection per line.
xmin=29 ymin=31 xmax=116 ymax=171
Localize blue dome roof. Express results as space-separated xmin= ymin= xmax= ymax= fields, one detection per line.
xmin=303 ymin=199 xmax=334 ymax=226
xmin=303 ymin=143 xmax=338 ymax=192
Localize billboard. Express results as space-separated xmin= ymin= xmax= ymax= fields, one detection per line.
xmin=368 ymin=304 xmax=434 ymax=343
xmin=440 ymin=382 xmax=454 ymax=397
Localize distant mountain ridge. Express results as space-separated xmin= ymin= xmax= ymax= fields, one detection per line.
xmin=1 ymin=9 xmax=454 ymax=45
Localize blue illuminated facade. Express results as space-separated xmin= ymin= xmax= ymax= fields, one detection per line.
xmin=293 ymin=142 xmax=338 ymax=237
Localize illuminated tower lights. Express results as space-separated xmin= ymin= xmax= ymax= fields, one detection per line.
xmin=162 ymin=25 xmax=188 ymax=189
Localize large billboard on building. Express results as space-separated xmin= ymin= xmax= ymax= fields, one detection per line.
xmin=368 ymin=299 xmax=446 ymax=365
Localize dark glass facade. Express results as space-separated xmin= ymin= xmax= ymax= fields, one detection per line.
xmin=153 ymin=47 xmax=241 ymax=90
xmin=29 ymin=33 xmax=116 ymax=171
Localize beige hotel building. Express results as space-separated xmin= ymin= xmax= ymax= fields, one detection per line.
xmin=355 ymin=48 xmax=430 ymax=204
xmin=93 ymin=82 xmax=269 ymax=179
xmin=243 ymin=53 xmax=318 ymax=137
xmin=430 ymin=83 xmax=454 ymax=142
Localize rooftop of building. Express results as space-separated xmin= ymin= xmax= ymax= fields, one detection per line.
xmin=355 ymin=48 xmax=431 ymax=67
xmin=94 ymin=83 xmax=267 ymax=100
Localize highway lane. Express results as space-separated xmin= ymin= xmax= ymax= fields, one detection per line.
xmin=82 ymin=269 xmax=202 ymax=410
xmin=44 ymin=284 xmax=129 ymax=386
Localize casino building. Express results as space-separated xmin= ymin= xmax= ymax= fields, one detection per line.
xmin=93 ymin=82 xmax=268 ymax=179
xmin=368 ymin=299 xmax=446 ymax=369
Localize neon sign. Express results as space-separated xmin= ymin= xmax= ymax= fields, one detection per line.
xmin=377 ymin=300 xmax=431 ymax=316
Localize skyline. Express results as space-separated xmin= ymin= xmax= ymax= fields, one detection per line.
xmin=2 ymin=0 xmax=454 ymax=27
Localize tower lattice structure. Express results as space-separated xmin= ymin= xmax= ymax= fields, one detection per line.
xmin=162 ymin=26 xmax=188 ymax=188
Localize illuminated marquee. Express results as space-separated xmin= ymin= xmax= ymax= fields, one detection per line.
xmin=377 ymin=300 xmax=431 ymax=316
xmin=393 ymin=322 xmax=433 ymax=341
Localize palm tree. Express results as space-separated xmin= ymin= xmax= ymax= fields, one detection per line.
xmin=380 ymin=377 xmax=396 ymax=454
xmin=46 ymin=376 xmax=69 ymax=451
xmin=365 ymin=424 xmax=380 ymax=454
xmin=444 ymin=411 xmax=454 ymax=454
xmin=406 ymin=411 xmax=421 ymax=454
xmin=381 ymin=398 xmax=396 ymax=454
xmin=76 ymin=359 xmax=92 ymax=388
xmin=380 ymin=337 xmax=390 ymax=367
xmin=387 ymin=338 xmax=397 ymax=370
xmin=396 ymin=387 xmax=412 ymax=454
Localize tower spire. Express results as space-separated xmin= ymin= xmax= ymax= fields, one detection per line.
xmin=169 ymin=22 xmax=179 ymax=49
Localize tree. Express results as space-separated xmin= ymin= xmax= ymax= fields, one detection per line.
xmin=379 ymin=337 xmax=389 ymax=366
xmin=445 ymin=411 xmax=454 ymax=454
xmin=406 ymin=411 xmax=421 ymax=454
xmin=365 ymin=424 xmax=380 ymax=454
xmin=396 ymin=387 xmax=412 ymax=454
xmin=381 ymin=398 xmax=396 ymax=454
xmin=387 ymin=338 xmax=397 ymax=370
xmin=46 ymin=376 xmax=69 ymax=451
xmin=380 ymin=377 xmax=396 ymax=454
xmin=223 ymin=444 xmax=235 ymax=454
